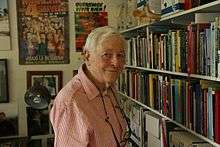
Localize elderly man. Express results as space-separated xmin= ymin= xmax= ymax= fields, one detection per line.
xmin=50 ymin=26 xmax=130 ymax=147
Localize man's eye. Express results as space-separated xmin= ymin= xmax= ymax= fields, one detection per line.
xmin=102 ymin=53 xmax=112 ymax=58
xmin=117 ymin=53 xmax=125 ymax=58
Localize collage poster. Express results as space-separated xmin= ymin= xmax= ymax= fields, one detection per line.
xmin=75 ymin=2 xmax=108 ymax=52
xmin=17 ymin=0 xmax=69 ymax=64
xmin=0 ymin=0 xmax=10 ymax=50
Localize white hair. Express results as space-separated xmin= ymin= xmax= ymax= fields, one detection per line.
xmin=83 ymin=26 xmax=126 ymax=51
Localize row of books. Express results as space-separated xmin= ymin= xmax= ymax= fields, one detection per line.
xmin=118 ymin=94 xmax=142 ymax=146
xmin=187 ymin=19 xmax=220 ymax=77
xmin=126 ymin=29 xmax=188 ymax=72
xmin=118 ymin=69 xmax=220 ymax=144
xmin=118 ymin=94 xmax=214 ymax=146
xmin=161 ymin=0 xmax=216 ymax=16
xmin=126 ymin=16 xmax=220 ymax=77
xmin=145 ymin=111 xmax=213 ymax=147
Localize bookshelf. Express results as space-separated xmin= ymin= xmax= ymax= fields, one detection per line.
xmin=119 ymin=0 xmax=220 ymax=147
xmin=119 ymin=92 xmax=220 ymax=147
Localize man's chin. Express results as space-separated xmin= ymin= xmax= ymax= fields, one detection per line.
xmin=105 ymin=78 xmax=117 ymax=85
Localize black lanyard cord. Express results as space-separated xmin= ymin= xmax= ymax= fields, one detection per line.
xmin=100 ymin=91 xmax=121 ymax=147
xmin=105 ymin=118 xmax=121 ymax=147
xmin=110 ymin=88 xmax=132 ymax=138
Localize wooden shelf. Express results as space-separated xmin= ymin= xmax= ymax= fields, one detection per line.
xmin=125 ymin=65 xmax=220 ymax=82
xmin=190 ymin=74 xmax=220 ymax=82
xmin=130 ymin=134 xmax=140 ymax=146
xmin=161 ymin=0 xmax=220 ymax=24
xmin=120 ymin=24 xmax=149 ymax=34
xmin=118 ymin=92 xmax=220 ymax=147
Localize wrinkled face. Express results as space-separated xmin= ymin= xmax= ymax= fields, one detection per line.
xmin=87 ymin=35 xmax=126 ymax=85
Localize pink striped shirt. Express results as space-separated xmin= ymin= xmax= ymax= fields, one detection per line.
xmin=50 ymin=64 xmax=127 ymax=147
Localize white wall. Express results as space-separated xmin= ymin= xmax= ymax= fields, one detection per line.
xmin=0 ymin=0 xmax=123 ymax=136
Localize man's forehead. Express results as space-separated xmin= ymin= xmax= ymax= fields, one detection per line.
xmin=98 ymin=38 xmax=125 ymax=49
xmin=96 ymin=44 xmax=125 ymax=53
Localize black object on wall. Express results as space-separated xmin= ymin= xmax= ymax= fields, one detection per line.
xmin=24 ymin=81 xmax=51 ymax=109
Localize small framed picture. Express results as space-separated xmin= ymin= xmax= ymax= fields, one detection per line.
xmin=0 ymin=59 xmax=9 ymax=103
xmin=27 ymin=71 xmax=62 ymax=99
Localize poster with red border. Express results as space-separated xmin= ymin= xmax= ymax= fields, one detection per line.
xmin=75 ymin=2 xmax=108 ymax=52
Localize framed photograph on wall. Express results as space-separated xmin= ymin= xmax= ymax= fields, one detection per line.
xmin=0 ymin=0 xmax=10 ymax=51
xmin=0 ymin=59 xmax=9 ymax=103
xmin=27 ymin=71 xmax=62 ymax=99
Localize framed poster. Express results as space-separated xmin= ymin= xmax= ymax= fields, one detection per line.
xmin=74 ymin=2 xmax=108 ymax=52
xmin=0 ymin=0 xmax=10 ymax=50
xmin=0 ymin=59 xmax=9 ymax=103
xmin=27 ymin=71 xmax=62 ymax=99
xmin=17 ymin=0 xmax=69 ymax=64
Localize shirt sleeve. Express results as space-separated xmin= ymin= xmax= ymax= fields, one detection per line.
xmin=50 ymin=99 xmax=90 ymax=147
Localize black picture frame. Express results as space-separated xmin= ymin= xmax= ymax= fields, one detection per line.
xmin=27 ymin=71 xmax=62 ymax=99
xmin=0 ymin=59 xmax=9 ymax=103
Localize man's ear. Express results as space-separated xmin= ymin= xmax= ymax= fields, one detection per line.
xmin=82 ymin=50 xmax=90 ymax=62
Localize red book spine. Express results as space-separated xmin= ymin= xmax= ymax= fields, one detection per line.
xmin=214 ymin=90 xmax=220 ymax=143
xmin=185 ymin=0 xmax=192 ymax=10
xmin=187 ymin=24 xmax=193 ymax=74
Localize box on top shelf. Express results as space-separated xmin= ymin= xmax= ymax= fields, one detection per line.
xmin=161 ymin=0 xmax=185 ymax=16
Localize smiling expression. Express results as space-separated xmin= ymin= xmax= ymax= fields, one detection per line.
xmin=86 ymin=35 xmax=126 ymax=86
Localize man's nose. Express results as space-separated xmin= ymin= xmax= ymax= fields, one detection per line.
xmin=111 ymin=55 xmax=124 ymax=66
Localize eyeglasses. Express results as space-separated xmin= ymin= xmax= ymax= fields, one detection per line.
xmin=119 ymin=129 xmax=131 ymax=147
xmin=100 ymin=88 xmax=131 ymax=147
xmin=100 ymin=52 xmax=125 ymax=62
xmin=105 ymin=117 xmax=131 ymax=147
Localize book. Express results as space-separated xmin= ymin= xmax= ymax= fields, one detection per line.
xmin=145 ymin=111 xmax=160 ymax=138
xmin=147 ymin=133 xmax=161 ymax=147
xmin=214 ymin=90 xmax=220 ymax=143
xmin=169 ymin=131 xmax=213 ymax=147
xmin=161 ymin=0 xmax=184 ymax=16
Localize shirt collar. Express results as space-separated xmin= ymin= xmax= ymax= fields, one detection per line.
xmin=78 ymin=63 xmax=100 ymax=100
